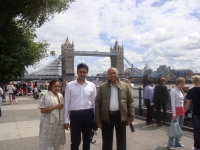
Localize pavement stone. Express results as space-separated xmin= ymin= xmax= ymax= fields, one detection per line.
xmin=0 ymin=96 xmax=195 ymax=150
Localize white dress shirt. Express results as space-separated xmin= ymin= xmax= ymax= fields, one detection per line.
xmin=109 ymin=84 xmax=119 ymax=111
xmin=64 ymin=80 xmax=96 ymax=123
xmin=144 ymin=85 xmax=154 ymax=104
xmin=170 ymin=87 xmax=184 ymax=116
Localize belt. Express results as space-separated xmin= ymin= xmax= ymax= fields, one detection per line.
xmin=71 ymin=108 xmax=93 ymax=112
xmin=109 ymin=110 xmax=119 ymax=114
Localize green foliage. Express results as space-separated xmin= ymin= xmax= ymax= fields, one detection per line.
xmin=2 ymin=0 xmax=75 ymax=28
xmin=0 ymin=0 xmax=75 ymax=81
xmin=0 ymin=20 xmax=50 ymax=81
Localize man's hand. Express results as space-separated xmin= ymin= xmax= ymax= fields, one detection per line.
xmin=126 ymin=119 xmax=131 ymax=126
xmin=64 ymin=123 xmax=70 ymax=130
xmin=150 ymin=103 xmax=154 ymax=106
xmin=97 ymin=123 xmax=102 ymax=129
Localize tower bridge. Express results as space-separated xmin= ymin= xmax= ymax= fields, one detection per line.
xmin=24 ymin=37 xmax=125 ymax=80
xmin=24 ymin=37 xmax=177 ymax=81
xmin=74 ymin=51 xmax=117 ymax=57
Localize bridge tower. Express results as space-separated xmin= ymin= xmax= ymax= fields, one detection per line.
xmin=61 ymin=37 xmax=75 ymax=80
xmin=110 ymin=41 xmax=124 ymax=76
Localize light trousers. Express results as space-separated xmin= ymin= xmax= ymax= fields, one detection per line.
xmin=167 ymin=115 xmax=184 ymax=147
xmin=0 ymin=97 xmax=2 ymax=109
xmin=4 ymin=92 xmax=9 ymax=101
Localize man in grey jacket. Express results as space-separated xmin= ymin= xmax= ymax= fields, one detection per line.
xmin=95 ymin=67 xmax=134 ymax=150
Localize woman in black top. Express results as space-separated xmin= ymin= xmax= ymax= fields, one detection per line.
xmin=185 ymin=75 xmax=200 ymax=150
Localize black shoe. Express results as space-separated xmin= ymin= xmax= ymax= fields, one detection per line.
xmin=157 ymin=124 xmax=162 ymax=127
xmin=146 ymin=122 xmax=153 ymax=125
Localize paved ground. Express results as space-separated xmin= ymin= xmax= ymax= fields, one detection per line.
xmin=0 ymin=96 xmax=194 ymax=150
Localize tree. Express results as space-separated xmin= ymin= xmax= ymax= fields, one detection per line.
xmin=0 ymin=0 xmax=75 ymax=34
xmin=0 ymin=20 xmax=50 ymax=81
xmin=0 ymin=0 xmax=75 ymax=82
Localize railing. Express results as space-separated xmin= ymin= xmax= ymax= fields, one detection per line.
xmin=133 ymin=87 xmax=193 ymax=129
xmin=133 ymin=87 xmax=143 ymax=116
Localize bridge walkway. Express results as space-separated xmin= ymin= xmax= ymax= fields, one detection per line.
xmin=0 ymin=96 xmax=194 ymax=150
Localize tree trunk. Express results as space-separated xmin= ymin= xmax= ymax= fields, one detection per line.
xmin=0 ymin=0 xmax=6 ymax=36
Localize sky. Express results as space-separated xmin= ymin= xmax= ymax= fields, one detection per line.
xmin=28 ymin=0 xmax=200 ymax=75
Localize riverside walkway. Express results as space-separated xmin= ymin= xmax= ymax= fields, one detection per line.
xmin=0 ymin=96 xmax=194 ymax=150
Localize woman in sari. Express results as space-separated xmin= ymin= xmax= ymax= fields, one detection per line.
xmin=38 ymin=79 xmax=66 ymax=150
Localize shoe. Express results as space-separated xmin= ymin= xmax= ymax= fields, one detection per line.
xmin=146 ymin=122 xmax=153 ymax=125
xmin=157 ymin=124 xmax=162 ymax=127
xmin=175 ymin=144 xmax=184 ymax=147
xmin=167 ymin=146 xmax=175 ymax=150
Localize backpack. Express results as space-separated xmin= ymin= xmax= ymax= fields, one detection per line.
xmin=13 ymin=88 xmax=18 ymax=94
xmin=5 ymin=85 xmax=8 ymax=91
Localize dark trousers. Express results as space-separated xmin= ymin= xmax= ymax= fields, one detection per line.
xmin=144 ymin=99 xmax=153 ymax=124
xmin=70 ymin=109 xmax=94 ymax=150
xmin=102 ymin=111 xmax=126 ymax=150
xmin=193 ymin=115 xmax=200 ymax=149
xmin=155 ymin=103 xmax=167 ymax=126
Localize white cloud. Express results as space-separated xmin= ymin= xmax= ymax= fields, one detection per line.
xmin=78 ymin=59 xmax=85 ymax=63
xmin=27 ymin=0 xmax=200 ymax=75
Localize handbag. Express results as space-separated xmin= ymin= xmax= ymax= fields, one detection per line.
xmin=168 ymin=119 xmax=182 ymax=138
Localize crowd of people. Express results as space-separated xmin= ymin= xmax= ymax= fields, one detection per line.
xmin=144 ymin=76 xmax=200 ymax=150
xmin=37 ymin=64 xmax=134 ymax=150
xmin=36 ymin=63 xmax=200 ymax=150
xmin=0 ymin=63 xmax=199 ymax=150
xmin=0 ymin=81 xmax=42 ymax=111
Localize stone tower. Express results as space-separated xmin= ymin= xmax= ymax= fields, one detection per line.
xmin=110 ymin=41 xmax=124 ymax=76
xmin=61 ymin=37 xmax=75 ymax=80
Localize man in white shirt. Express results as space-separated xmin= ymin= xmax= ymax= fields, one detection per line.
xmin=64 ymin=63 xmax=96 ymax=150
xmin=144 ymin=81 xmax=154 ymax=125
xmin=95 ymin=67 xmax=134 ymax=150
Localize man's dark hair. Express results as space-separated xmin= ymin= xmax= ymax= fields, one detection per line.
xmin=77 ymin=63 xmax=89 ymax=73
xmin=148 ymin=81 xmax=153 ymax=85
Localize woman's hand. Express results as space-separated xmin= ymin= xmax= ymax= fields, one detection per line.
xmin=40 ymin=104 xmax=64 ymax=113
xmin=56 ymin=104 xmax=64 ymax=109
xmin=173 ymin=116 xmax=177 ymax=120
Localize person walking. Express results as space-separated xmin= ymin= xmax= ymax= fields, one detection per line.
xmin=22 ymin=82 xmax=27 ymax=96
xmin=0 ymin=85 xmax=3 ymax=117
xmin=144 ymin=81 xmax=154 ymax=125
xmin=95 ymin=67 xmax=134 ymax=150
xmin=64 ymin=63 xmax=96 ymax=150
xmin=3 ymin=83 xmax=8 ymax=102
xmin=153 ymin=77 xmax=169 ymax=127
xmin=7 ymin=82 xmax=14 ymax=105
xmin=38 ymin=79 xmax=65 ymax=150
xmin=167 ymin=77 xmax=185 ymax=150
xmin=12 ymin=85 xmax=18 ymax=104
xmin=185 ymin=75 xmax=200 ymax=150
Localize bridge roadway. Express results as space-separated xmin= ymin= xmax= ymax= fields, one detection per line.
xmin=0 ymin=96 xmax=194 ymax=150
xmin=74 ymin=51 xmax=117 ymax=57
